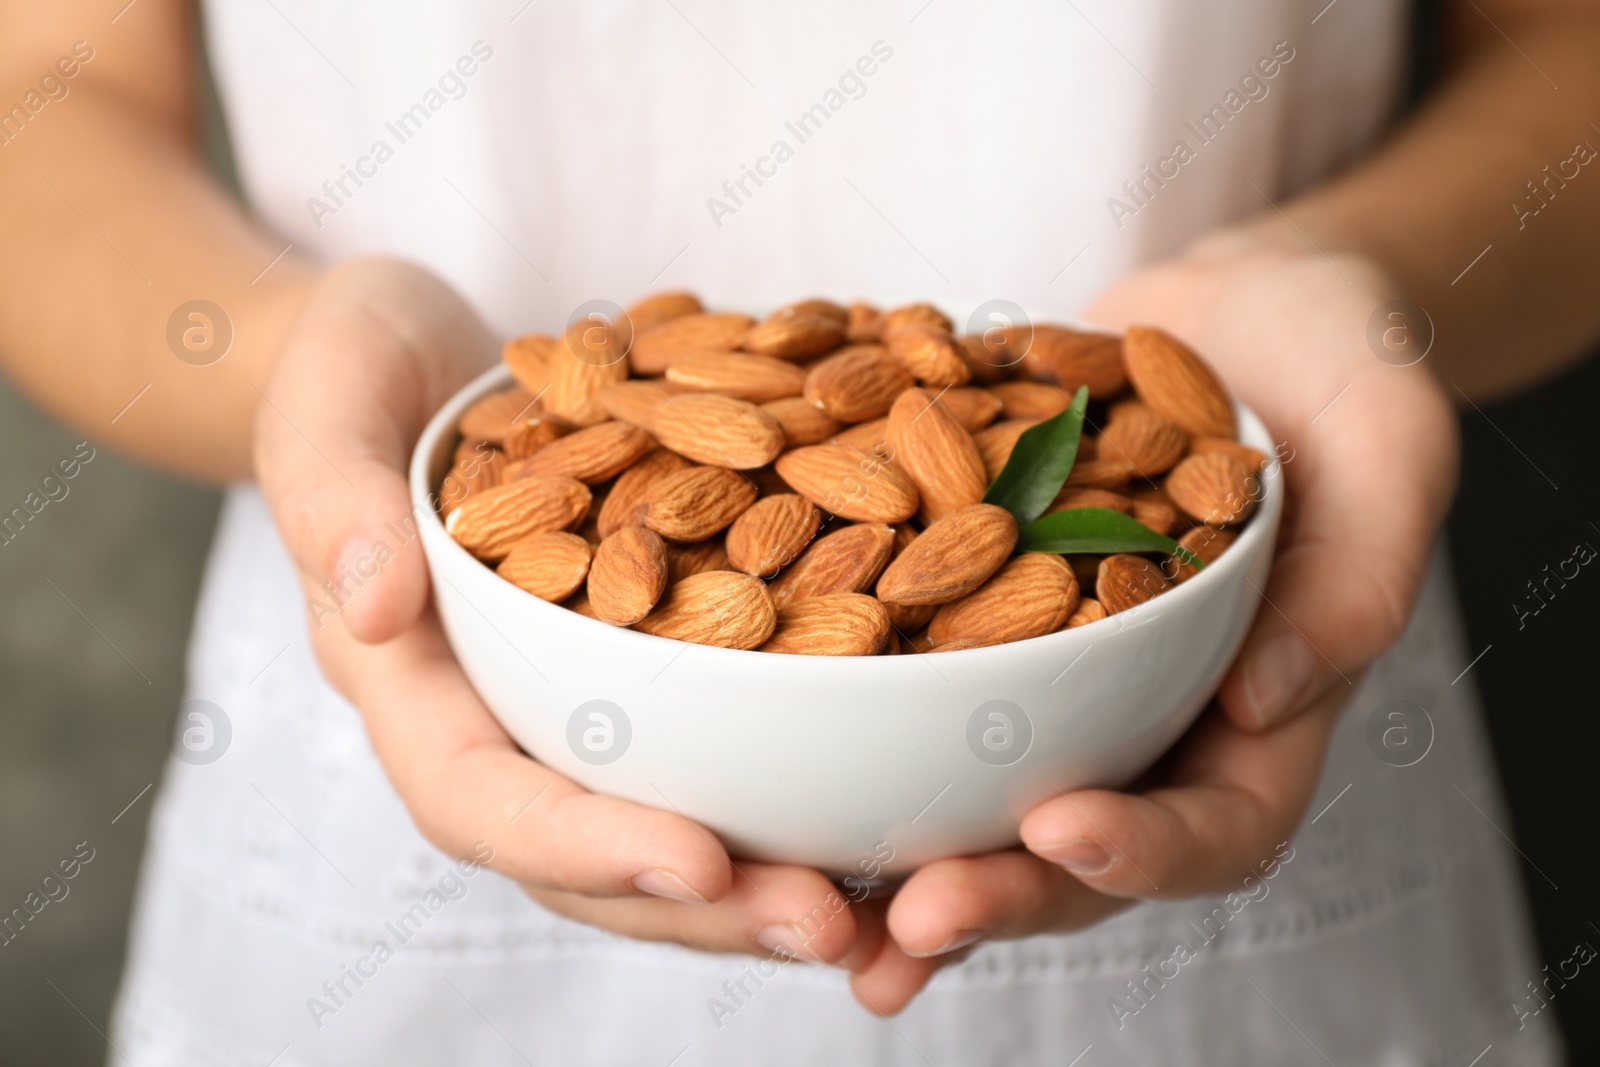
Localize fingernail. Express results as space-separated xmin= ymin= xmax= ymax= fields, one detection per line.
xmin=630 ymin=868 xmax=706 ymax=904
xmin=757 ymin=924 xmax=824 ymax=963
xmin=1242 ymin=630 xmax=1316 ymax=728
xmin=1038 ymin=837 xmax=1112 ymax=875
xmin=904 ymin=928 xmax=986 ymax=959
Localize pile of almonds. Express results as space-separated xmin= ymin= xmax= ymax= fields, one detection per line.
xmin=440 ymin=294 xmax=1266 ymax=655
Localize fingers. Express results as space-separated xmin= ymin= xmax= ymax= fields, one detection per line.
xmin=255 ymin=257 xmax=496 ymax=644
xmin=1020 ymin=696 xmax=1341 ymax=900
xmin=318 ymin=602 xmax=733 ymax=902
xmin=526 ymin=861 xmax=861 ymax=964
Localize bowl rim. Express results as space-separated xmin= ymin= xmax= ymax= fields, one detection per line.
xmin=409 ymin=363 xmax=1282 ymax=666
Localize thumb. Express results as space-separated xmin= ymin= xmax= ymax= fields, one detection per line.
xmin=254 ymin=258 xmax=495 ymax=644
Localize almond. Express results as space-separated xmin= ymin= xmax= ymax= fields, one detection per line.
xmin=777 ymin=298 xmax=849 ymax=324
xmin=1098 ymin=407 xmax=1188 ymax=475
xmin=501 ymin=415 xmax=571 ymax=460
xmin=761 ymin=593 xmax=890 ymax=656
xmin=803 ymin=345 xmax=913 ymax=422
xmin=902 ymin=628 xmax=938 ymax=654
xmin=1123 ymin=326 xmax=1236 ymax=438
xmin=625 ymin=291 xmax=704 ymax=336
xmin=445 ymin=476 xmax=591 ymax=561
xmin=496 ymin=531 xmax=593 ymax=602
xmin=1130 ymin=494 xmax=1179 ymax=536
xmin=761 ymin=396 xmax=843 ymax=446
xmin=973 ymin=418 xmax=1040 ymax=481
xmin=597 ymin=448 xmax=692 ymax=538
xmin=885 ymin=600 xmax=937 ymax=633
xmin=827 ymin=417 xmax=891 ymax=455
xmin=459 ymin=386 xmax=534 ymax=444
xmin=1096 ymin=554 xmax=1173 ymax=614
xmin=987 ymin=381 xmax=1071 ymax=421
xmin=769 ymin=523 xmax=895 ymax=608
xmin=882 ymin=303 xmax=952 ymax=334
xmin=648 ymin=393 xmax=786 ymax=469
xmin=928 ymin=553 xmax=1079 ymax=646
xmin=596 ymin=378 xmax=686 ymax=426
xmin=775 ymin=445 xmax=919 ymax=523
xmin=505 ymin=421 xmax=652 ymax=485
xmin=1164 ymin=453 xmax=1260 ymax=525
xmin=439 ymin=447 xmax=504 ymax=516
xmin=1166 ymin=525 xmax=1237 ymax=582
xmin=876 ymin=503 xmax=1017 ymax=605
xmin=742 ymin=309 xmax=846 ymax=359
xmin=1189 ymin=436 xmax=1270 ymax=472
xmin=725 ymin=493 xmax=821 ymax=577
xmin=886 ymin=390 xmax=988 ymax=523
xmin=667 ymin=537 xmax=730 ymax=583
xmin=929 ymin=637 xmax=1005 ymax=652
xmin=642 ymin=466 xmax=758 ymax=542
xmin=1047 ymin=488 xmax=1133 ymax=514
xmin=546 ymin=324 xmax=630 ymax=426
xmin=1065 ymin=597 xmax=1107 ymax=628
xmin=631 ymin=313 xmax=755 ymax=375
xmin=666 ymin=351 xmax=808 ymax=402
xmin=935 ymin=387 xmax=1003 ymax=432
xmin=846 ymin=301 xmax=884 ymax=343
xmin=1064 ymin=458 xmax=1136 ymax=490
xmin=503 ymin=334 xmax=555 ymax=395
xmin=565 ymin=588 xmax=600 ymax=619
xmin=633 ymin=570 xmax=776 ymax=649
xmin=1017 ymin=326 xmax=1127 ymax=398
xmin=587 ymin=526 xmax=669 ymax=625
xmin=885 ymin=325 xmax=970 ymax=387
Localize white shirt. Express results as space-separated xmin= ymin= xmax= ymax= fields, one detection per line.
xmin=111 ymin=3 xmax=1556 ymax=1064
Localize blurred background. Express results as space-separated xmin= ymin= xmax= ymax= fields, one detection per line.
xmin=3 ymin=3 xmax=1598 ymax=1064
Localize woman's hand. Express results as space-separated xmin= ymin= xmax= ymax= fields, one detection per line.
xmin=847 ymin=239 xmax=1461 ymax=1013
xmin=254 ymin=257 xmax=870 ymax=967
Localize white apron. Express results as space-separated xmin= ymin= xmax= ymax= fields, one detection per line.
xmin=111 ymin=3 xmax=1558 ymax=1063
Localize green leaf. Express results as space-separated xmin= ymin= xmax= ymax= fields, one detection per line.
xmin=1016 ymin=507 xmax=1204 ymax=569
xmin=982 ymin=385 xmax=1089 ymax=524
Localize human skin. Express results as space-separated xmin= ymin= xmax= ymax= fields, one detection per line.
xmin=3 ymin=0 xmax=1599 ymax=1015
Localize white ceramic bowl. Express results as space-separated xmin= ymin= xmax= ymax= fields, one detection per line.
xmin=410 ymin=364 xmax=1281 ymax=877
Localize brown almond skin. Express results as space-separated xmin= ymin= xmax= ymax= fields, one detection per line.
xmin=725 ymin=493 xmax=821 ymax=577
xmin=546 ymin=324 xmax=630 ymax=426
xmin=666 ymin=351 xmax=808 ymax=402
xmin=774 ymin=445 xmax=920 ymax=523
xmin=643 ymin=467 xmax=758 ymax=542
xmin=596 ymin=379 xmax=685 ymax=426
xmin=779 ymin=298 xmax=849 ymax=324
xmin=929 ymin=553 xmax=1080 ymax=646
xmin=1065 ymin=553 xmax=1099 ymax=595
xmin=1098 ymin=407 xmax=1188 ymax=475
xmin=587 ymin=526 xmax=669 ymax=625
xmin=459 ymin=386 xmax=534 ymax=444
xmin=445 ymin=476 xmax=591 ymax=561
xmin=887 ymin=389 xmax=988 ymax=524
xmin=882 ymin=303 xmax=953 ymax=334
xmin=625 ymin=291 xmax=704 ymax=337
xmin=760 ymin=593 xmax=890 ymax=656
xmin=743 ymin=310 xmax=847 ymax=359
xmin=885 ymin=599 xmax=937 ymax=633
xmin=1097 ymin=555 xmax=1173 ymax=614
xmin=885 ymin=325 xmax=971 ymax=387
xmin=803 ymin=345 xmax=913 ymax=423
xmin=648 ymin=393 xmax=786 ymax=469
xmin=439 ymin=444 xmax=504 ymax=516
xmin=974 ymin=419 xmax=1040 ymax=481
xmin=1123 ymin=326 xmax=1237 ymax=438
xmin=667 ymin=537 xmax=731 ymax=583
xmin=846 ymin=302 xmax=884 ymax=343
xmin=631 ymin=313 xmax=755 ymax=375
xmin=935 ymin=387 xmax=1004 ymax=432
xmin=1189 ymin=436 xmax=1270 ymax=472
xmin=987 ymin=381 xmax=1071 ymax=421
xmin=769 ymin=523 xmax=896 ymax=608
xmin=876 ymin=504 xmax=1018 ymax=606
xmin=597 ymin=448 xmax=692 ymax=538
xmin=1017 ymin=326 xmax=1128 ymax=398
xmin=633 ymin=571 xmax=776 ymax=649
xmin=761 ymin=396 xmax=843 ymax=446
xmin=501 ymin=416 xmax=571 ymax=461
xmin=1166 ymin=526 xmax=1238 ymax=582
xmin=1130 ymin=495 xmax=1179 ymax=536
xmin=827 ymin=417 xmax=891 ymax=454
xmin=510 ymin=421 xmax=653 ymax=484
xmin=496 ymin=532 xmax=593 ymax=602
xmin=503 ymin=334 xmax=555 ymax=395
xmin=1047 ymin=488 xmax=1133 ymax=515
xmin=1164 ymin=453 xmax=1260 ymax=525
xmin=1064 ymin=458 xmax=1137 ymax=490
xmin=1065 ymin=597 xmax=1108 ymax=628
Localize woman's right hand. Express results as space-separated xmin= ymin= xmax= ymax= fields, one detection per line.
xmin=253 ymin=257 xmax=871 ymax=966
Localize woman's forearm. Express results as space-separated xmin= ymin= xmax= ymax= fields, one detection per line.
xmin=1219 ymin=9 xmax=1600 ymax=400
xmin=0 ymin=30 xmax=316 ymax=483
